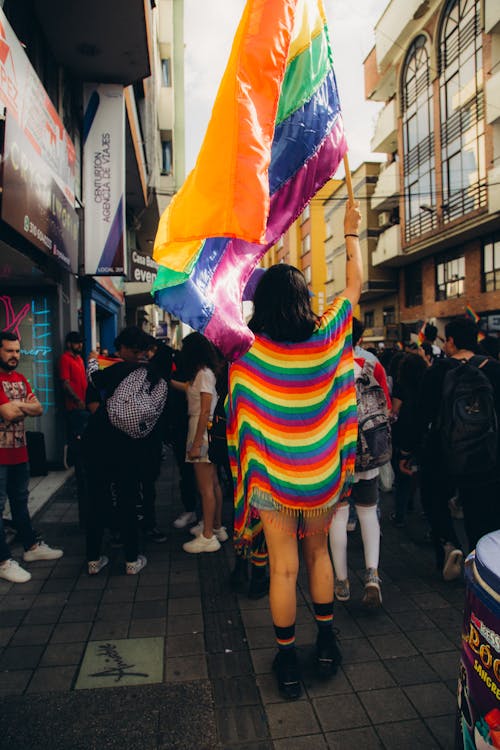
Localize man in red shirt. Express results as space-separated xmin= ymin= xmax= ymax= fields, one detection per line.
xmin=59 ymin=331 xmax=89 ymax=518
xmin=0 ymin=332 xmax=63 ymax=583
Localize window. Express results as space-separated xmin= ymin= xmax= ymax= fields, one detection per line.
xmin=402 ymin=36 xmax=436 ymax=241
xmin=326 ymin=258 xmax=334 ymax=282
xmin=301 ymin=234 xmax=311 ymax=254
xmin=383 ymin=307 xmax=396 ymax=325
xmin=405 ymin=263 xmax=423 ymax=307
xmin=439 ymin=0 xmax=485 ymax=221
xmin=303 ymin=266 xmax=312 ymax=283
xmin=364 ymin=311 xmax=374 ymax=328
xmin=483 ymin=235 xmax=500 ymax=292
xmin=161 ymin=59 xmax=171 ymax=87
xmin=161 ymin=140 xmax=172 ymax=175
xmin=301 ymin=205 xmax=310 ymax=222
xmin=436 ymin=254 xmax=465 ymax=300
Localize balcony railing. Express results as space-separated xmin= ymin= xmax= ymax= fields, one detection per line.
xmin=372 ymin=224 xmax=402 ymax=266
xmin=371 ymin=161 xmax=399 ymax=211
xmin=370 ymin=99 xmax=397 ymax=154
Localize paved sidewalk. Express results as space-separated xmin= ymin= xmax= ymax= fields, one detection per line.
xmin=0 ymin=449 xmax=461 ymax=749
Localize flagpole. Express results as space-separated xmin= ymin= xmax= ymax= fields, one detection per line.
xmin=343 ymin=153 xmax=354 ymax=204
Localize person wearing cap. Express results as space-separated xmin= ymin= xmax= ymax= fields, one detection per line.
xmin=58 ymin=331 xmax=89 ymax=517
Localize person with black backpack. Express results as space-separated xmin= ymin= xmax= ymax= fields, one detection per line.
xmin=329 ymin=318 xmax=392 ymax=609
xmin=405 ymin=317 xmax=500 ymax=574
xmin=439 ymin=318 xmax=500 ymax=550
xmin=82 ymin=326 xmax=168 ymax=576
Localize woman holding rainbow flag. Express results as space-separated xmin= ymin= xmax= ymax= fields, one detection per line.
xmin=227 ymin=201 xmax=362 ymax=699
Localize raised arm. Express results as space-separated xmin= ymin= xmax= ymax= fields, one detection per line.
xmin=343 ymin=200 xmax=363 ymax=306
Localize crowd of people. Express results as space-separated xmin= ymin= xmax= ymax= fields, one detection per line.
xmin=1 ymin=201 xmax=499 ymax=701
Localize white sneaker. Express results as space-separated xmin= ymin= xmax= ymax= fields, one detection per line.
xmin=183 ymin=534 xmax=221 ymax=554
xmin=0 ymin=558 xmax=32 ymax=583
xmin=126 ymin=555 xmax=147 ymax=575
xmin=214 ymin=526 xmax=229 ymax=542
xmin=189 ymin=521 xmax=227 ymax=542
xmin=190 ymin=520 xmax=204 ymax=536
xmin=88 ymin=556 xmax=109 ymax=576
xmin=23 ymin=541 xmax=63 ymax=562
xmin=173 ymin=511 xmax=197 ymax=529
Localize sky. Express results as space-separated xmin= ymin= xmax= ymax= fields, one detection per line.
xmin=183 ymin=0 xmax=389 ymax=175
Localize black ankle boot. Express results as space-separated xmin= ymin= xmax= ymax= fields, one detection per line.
xmin=316 ymin=631 xmax=342 ymax=678
xmin=272 ymin=649 xmax=302 ymax=700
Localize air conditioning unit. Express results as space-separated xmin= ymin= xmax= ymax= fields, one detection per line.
xmin=378 ymin=211 xmax=392 ymax=229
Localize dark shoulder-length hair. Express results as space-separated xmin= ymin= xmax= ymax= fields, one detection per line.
xmin=181 ymin=332 xmax=220 ymax=381
xmin=248 ymin=264 xmax=318 ymax=342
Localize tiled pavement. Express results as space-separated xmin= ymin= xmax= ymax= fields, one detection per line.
xmin=0 ymin=449 xmax=462 ymax=749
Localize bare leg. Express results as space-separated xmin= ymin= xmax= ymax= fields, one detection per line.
xmin=259 ymin=510 xmax=299 ymax=626
xmin=193 ymin=463 xmax=217 ymax=538
xmin=302 ymin=511 xmax=335 ymax=604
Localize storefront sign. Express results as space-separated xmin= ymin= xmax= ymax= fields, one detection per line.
xmin=0 ymin=11 xmax=76 ymax=199
xmin=0 ymin=11 xmax=78 ymax=270
xmin=130 ymin=250 xmax=158 ymax=285
xmin=1 ymin=115 xmax=78 ymax=270
xmin=83 ymin=84 xmax=126 ymax=275
xmin=458 ymin=558 xmax=500 ymax=748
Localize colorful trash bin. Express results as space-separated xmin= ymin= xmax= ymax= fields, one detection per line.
xmin=457 ymin=530 xmax=500 ymax=749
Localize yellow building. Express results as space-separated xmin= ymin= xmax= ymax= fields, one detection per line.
xmin=263 ymin=179 xmax=342 ymax=316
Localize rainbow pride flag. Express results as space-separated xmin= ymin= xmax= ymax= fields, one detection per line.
xmin=465 ymin=304 xmax=486 ymax=341
xmin=152 ymin=0 xmax=347 ymax=360
xmin=417 ymin=321 xmax=427 ymax=346
xmin=465 ymin=305 xmax=480 ymax=324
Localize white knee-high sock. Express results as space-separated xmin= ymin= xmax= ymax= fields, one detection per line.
xmin=328 ymin=504 xmax=349 ymax=580
xmin=356 ymin=504 xmax=380 ymax=571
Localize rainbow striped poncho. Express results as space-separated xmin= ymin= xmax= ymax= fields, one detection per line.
xmin=227 ymin=296 xmax=357 ymax=544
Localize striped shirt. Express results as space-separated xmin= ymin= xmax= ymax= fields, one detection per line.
xmin=227 ymin=296 xmax=357 ymax=544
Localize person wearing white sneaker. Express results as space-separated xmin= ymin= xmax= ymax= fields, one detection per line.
xmin=0 ymin=333 xmax=63 ymax=583
xmin=170 ymin=333 xmax=223 ymax=554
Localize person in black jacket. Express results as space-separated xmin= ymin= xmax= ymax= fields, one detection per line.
xmin=401 ymin=317 xmax=500 ymax=575
xmin=83 ymin=326 xmax=164 ymax=576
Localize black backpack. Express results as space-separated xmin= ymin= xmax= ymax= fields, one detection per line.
xmin=355 ymin=359 xmax=392 ymax=472
xmin=437 ymin=356 xmax=498 ymax=478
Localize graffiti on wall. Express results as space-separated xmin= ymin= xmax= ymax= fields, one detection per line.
xmin=0 ymin=295 xmax=30 ymax=339
xmin=0 ymin=295 xmax=54 ymax=410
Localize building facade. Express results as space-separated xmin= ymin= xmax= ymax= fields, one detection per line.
xmin=0 ymin=0 xmax=184 ymax=463
xmin=365 ymin=0 xmax=500 ymax=342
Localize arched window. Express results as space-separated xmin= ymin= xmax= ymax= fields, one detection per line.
xmin=439 ymin=0 xmax=484 ymax=221
xmin=402 ymin=36 xmax=435 ymax=241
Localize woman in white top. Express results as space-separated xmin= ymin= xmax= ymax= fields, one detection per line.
xmin=171 ymin=333 xmax=224 ymax=553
